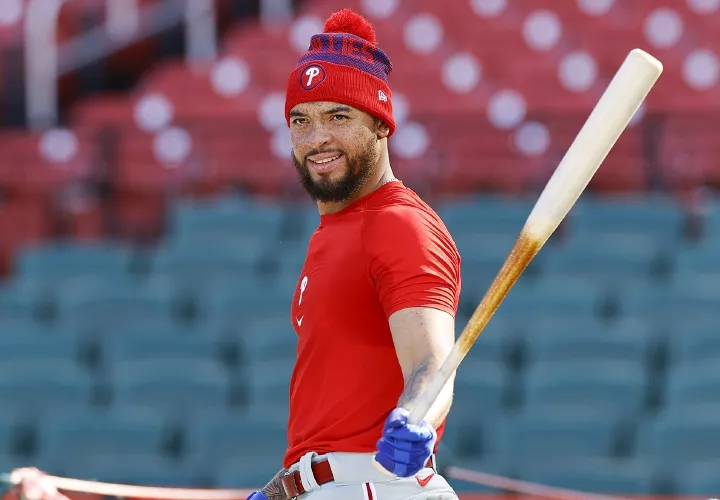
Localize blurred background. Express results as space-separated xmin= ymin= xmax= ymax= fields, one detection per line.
xmin=0 ymin=0 xmax=719 ymax=497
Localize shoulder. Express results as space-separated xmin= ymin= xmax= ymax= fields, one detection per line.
xmin=363 ymin=204 xmax=443 ymax=240
xmin=361 ymin=194 xmax=459 ymax=263
xmin=360 ymin=188 xmax=462 ymax=313
xmin=364 ymin=184 xmax=449 ymax=230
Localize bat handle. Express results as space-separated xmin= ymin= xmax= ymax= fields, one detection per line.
xmin=371 ymin=346 xmax=465 ymax=477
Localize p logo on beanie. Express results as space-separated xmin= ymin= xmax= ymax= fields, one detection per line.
xmin=301 ymin=64 xmax=327 ymax=90
xmin=285 ymin=8 xmax=396 ymax=136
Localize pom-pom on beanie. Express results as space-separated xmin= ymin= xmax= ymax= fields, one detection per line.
xmin=285 ymin=8 xmax=396 ymax=136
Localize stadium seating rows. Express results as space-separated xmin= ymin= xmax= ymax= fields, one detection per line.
xmin=0 ymin=192 xmax=719 ymax=495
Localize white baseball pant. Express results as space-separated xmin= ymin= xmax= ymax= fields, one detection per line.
xmin=285 ymin=452 xmax=459 ymax=499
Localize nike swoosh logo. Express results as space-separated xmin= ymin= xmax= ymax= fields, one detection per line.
xmin=416 ymin=473 xmax=434 ymax=487
xmin=296 ymin=316 xmax=303 ymax=326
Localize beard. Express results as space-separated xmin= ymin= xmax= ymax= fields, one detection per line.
xmin=292 ymin=139 xmax=379 ymax=203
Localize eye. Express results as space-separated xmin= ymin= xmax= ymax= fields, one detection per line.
xmin=291 ymin=118 xmax=307 ymax=125
xmin=332 ymin=114 xmax=348 ymax=121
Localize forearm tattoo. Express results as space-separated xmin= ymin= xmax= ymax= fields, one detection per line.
xmin=260 ymin=468 xmax=288 ymax=500
xmin=398 ymin=358 xmax=432 ymax=410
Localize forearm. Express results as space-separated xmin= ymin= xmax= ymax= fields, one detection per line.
xmin=260 ymin=468 xmax=288 ymax=500
xmin=397 ymin=357 xmax=454 ymax=430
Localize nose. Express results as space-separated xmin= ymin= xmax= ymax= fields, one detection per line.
xmin=304 ymin=123 xmax=332 ymax=151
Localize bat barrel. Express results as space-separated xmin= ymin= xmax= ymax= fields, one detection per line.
xmin=524 ymin=48 xmax=663 ymax=243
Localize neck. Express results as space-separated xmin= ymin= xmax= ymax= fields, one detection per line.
xmin=317 ymin=148 xmax=395 ymax=216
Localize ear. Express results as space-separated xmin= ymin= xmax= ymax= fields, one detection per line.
xmin=376 ymin=120 xmax=391 ymax=139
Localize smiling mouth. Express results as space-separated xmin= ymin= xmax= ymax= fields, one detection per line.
xmin=307 ymin=154 xmax=343 ymax=174
xmin=309 ymin=155 xmax=341 ymax=164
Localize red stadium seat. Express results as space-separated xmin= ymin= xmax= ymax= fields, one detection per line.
xmin=137 ymin=59 xmax=267 ymax=120
xmin=70 ymin=95 xmax=138 ymax=129
xmin=657 ymin=115 xmax=720 ymax=191
xmin=0 ymin=196 xmax=50 ymax=275
xmin=0 ymin=129 xmax=97 ymax=195
xmin=114 ymin=131 xmax=191 ymax=193
xmin=588 ymin=154 xmax=650 ymax=194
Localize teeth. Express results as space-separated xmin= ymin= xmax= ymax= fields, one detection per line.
xmin=311 ymin=155 xmax=340 ymax=164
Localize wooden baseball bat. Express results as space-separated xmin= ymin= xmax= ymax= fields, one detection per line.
xmin=408 ymin=48 xmax=663 ymax=426
xmin=374 ymin=48 xmax=663 ymax=475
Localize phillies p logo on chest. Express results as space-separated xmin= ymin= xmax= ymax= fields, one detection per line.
xmin=301 ymin=64 xmax=326 ymax=90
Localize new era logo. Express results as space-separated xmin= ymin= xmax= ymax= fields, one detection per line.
xmin=378 ymin=90 xmax=388 ymax=102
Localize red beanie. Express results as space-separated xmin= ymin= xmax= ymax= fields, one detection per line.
xmin=285 ymin=8 xmax=396 ymax=136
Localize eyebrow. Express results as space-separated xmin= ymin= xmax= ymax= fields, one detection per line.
xmin=324 ymin=106 xmax=352 ymax=115
xmin=289 ymin=106 xmax=353 ymax=118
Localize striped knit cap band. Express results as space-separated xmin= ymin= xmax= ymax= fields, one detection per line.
xmin=285 ymin=9 xmax=396 ymax=136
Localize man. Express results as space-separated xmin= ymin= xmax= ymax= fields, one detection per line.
xmin=248 ymin=8 xmax=462 ymax=500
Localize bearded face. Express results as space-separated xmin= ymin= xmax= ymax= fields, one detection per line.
xmin=289 ymin=102 xmax=384 ymax=203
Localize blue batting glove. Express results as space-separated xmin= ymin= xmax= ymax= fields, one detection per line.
xmin=375 ymin=407 xmax=436 ymax=477
xmin=246 ymin=492 xmax=268 ymax=500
